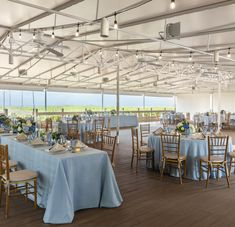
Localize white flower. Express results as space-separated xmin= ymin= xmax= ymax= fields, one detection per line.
xmin=26 ymin=120 xmax=32 ymax=127
xmin=17 ymin=126 xmax=22 ymax=131
xmin=181 ymin=126 xmax=185 ymax=131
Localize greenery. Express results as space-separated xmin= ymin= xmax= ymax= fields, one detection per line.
xmin=5 ymin=105 xmax=174 ymax=116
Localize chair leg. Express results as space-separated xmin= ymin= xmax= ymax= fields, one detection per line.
xmin=184 ymin=160 xmax=187 ymax=177
xmin=199 ymin=160 xmax=202 ymax=181
xmin=224 ymin=163 xmax=230 ymax=188
xmin=160 ymin=159 xmax=165 ymax=180
xmin=34 ymin=178 xmax=37 ymax=209
xmin=206 ymin=164 xmax=210 ymax=188
xmin=131 ymin=152 xmax=134 ymax=168
xmin=136 ymin=154 xmax=139 ymax=173
xmin=0 ymin=180 xmax=2 ymax=207
xmin=216 ymin=165 xmax=219 ymax=182
xmin=5 ymin=185 xmax=10 ymax=219
xmin=25 ymin=182 xmax=28 ymax=201
xmin=152 ymin=152 xmax=155 ymax=171
xmin=178 ymin=163 xmax=182 ymax=184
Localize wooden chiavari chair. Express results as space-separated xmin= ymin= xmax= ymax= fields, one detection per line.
xmin=199 ymin=136 xmax=230 ymax=188
xmin=46 ymin=118 xmax=52 ymax=132
xmin=103 ymin=117 xmax=111 ymax=135
xmin=131 ymin=127 xmax=154 ymax=173
xmin=160 ymin=134 xmax=186 ymax=184
xmin=0 ymin=145 xmax=38 ymax=218
xmin=101 ymin=134 xmax=117 ymax=166
xmin=140 ymin=123 xmax=150 ymax=146
xmin=229 ymin=145 xmax=235 ymax=175
xmin=67 ymin=120 xmax=80 ymax=140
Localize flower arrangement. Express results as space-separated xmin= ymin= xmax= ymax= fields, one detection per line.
xmin=176 ymin=120 xmax=195 ymax=134
xmin=110 ymin=109 xmax=116 ymax=115
xmin=52 ymin=131 xmax=61 ymax=141
xmin=0 ymin=114 xmax=11 ymax=127
xmin=12 ymin=117 xmax=35 ymax=134
xmin=86 ymin=109 xmax=93 ymax=116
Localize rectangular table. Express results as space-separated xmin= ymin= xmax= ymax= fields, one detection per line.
xmin=0 ymin=136 xmax=123 ymax=224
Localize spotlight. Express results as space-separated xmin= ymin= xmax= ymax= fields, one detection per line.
xmin=75 ymin=23 xmax=80 ymax=37
xmin=170 ymin=0 xmax=176 ymax=9
xmin=159 ymin=50 xmax=162 ymax=60
xmin=136 ymin=50 xmax=139 ymax=59
xmin=33 ymin=29 xmax=36 ymax=40
xmin=51 ymin=27 xmax=55 ymax=39
xmin=227 ymin=48 xmax=231 ymax=58
xmin=19 ymin=29 xmax=22 ymax=39
xmin=191 ymin=62 xmax=195 ymax=69
xmin=171 ymin=61 xmax=175 ymax=67
xmin=100 ymin=17 xmax=109 ymax=37
xmin=214 ymin=64 xmax=218 ymax=71
xmin=113 ymin=12 xmax=118 ymax=29
xmin=189 ymin=52 xmax=192 ymax=61
xmin=116 ymin=50 xmax=119 ymax=57
xmin=99 ymin=49 xmax=103 ymax=56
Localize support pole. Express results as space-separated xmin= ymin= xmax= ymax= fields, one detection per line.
xmin=217 ymin=76 xmax=221 ymax=132
xmin=143 ymin=94 xmax=145 ymax=109
xmin=116 ymin=65 xmax=120 ymax=144
xmin=3 ymin=91 xmax=5 ymax=110
xmin=21 ymin=91 xmax=23 ymax=108
xmin=44 ymin=88 xmax=47 ymax=112
xmin=101 ymin=90 xmax=104 ymax=111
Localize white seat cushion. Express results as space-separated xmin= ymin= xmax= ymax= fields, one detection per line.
xmin=3 ymin=169 xmax=37 ymax=182
xmin=139 ymin=146 xmax=153 ymax=153
xmin=3 ymin=160 xmax=18 ymax=169
xmin=164 ymin=152 xmax=186 ymax=160
xmin=200 ymin=155 xmax=224 ymax=163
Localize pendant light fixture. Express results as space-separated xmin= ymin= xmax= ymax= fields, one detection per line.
xmin=189 ymin=52 xmax=192 ymax=61
xmin=51 ymin=27 xmax=55 ymax=39
xmin=170 ymin=0 xmax=176 ymax=9
xmin=19 ymin=29 xmax=22 ymax=39
xmin=75 ymin=23 xmax=80 ymax=37
xmin=227 ymin=48 xmax=231 ymax=58
xmin=33 ymin=29 xmax=36 ymax=40
xmin=159 ymin=50 xmax=162 ymax=60
xmin=113 ymin=12 xmax=118 ymax=29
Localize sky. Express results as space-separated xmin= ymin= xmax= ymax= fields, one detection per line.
xmin=0 ymin=90 xmax=174 ymax=108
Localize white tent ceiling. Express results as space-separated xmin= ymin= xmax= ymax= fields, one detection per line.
xmin=0 ymin=0 xmax=235 ymax=96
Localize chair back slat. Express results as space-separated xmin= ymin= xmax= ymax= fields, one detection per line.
xmin=140 ymin=124 xmax=150 ymax=145
xmin=94 ymin=117 xmax=104 ymax=132
xmin=131 ymin=127 xmax=139 ymax=154
xmin=161 ymin=134 xmax=181 ymax=159
xmin=0 ymin=144 xmax=9 ymax=180
xmin=208 ymin=136 xmax=229 ymax=161
xmin=101 ymin=135 xmax=117 ymax=164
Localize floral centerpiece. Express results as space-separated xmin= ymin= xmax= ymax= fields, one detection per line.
xmin=0 ymin=114 xmax=11 ymax=130
xmin=110 ymin=109 xmax=116 ymax=115
xmin=12 ymin=117 xmax=36 ymax=134
xmin=176 ymin=120 xmax=195 ymax=135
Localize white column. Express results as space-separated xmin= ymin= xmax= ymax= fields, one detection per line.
xmin=142 ymin=94 xmax=145 ymax=109
xmin=44 ymin=88 xmax=47 ymax=111
xmin=3 ymin=91 xmax=5 ymax=110
xmin=116 ymin=65 xmax=120 ymax=144
xmin=101 ymin=91 xmax=104 ymax=111
xmin=217 ymin=76 xmax=221 ymax=132
xmin=32 ymin=91 xmax=35 ymax=109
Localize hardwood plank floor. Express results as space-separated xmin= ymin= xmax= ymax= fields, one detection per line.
xmin=1 ymin=126 xmax=235 ymax=227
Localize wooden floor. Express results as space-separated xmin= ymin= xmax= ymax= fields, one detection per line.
xmin=1 ymin=126 xmax=235 ymax=227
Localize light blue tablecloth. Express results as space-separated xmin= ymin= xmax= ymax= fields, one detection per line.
xmin=148 ymin=134 xmax=233 ymax=180
xmin=0 ymin=136 xmax=123 ymax=224
xmin=104 ymin=115 xmax=138 ymax=128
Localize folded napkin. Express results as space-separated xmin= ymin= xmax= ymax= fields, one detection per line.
xmin=31 ymin=137 xmax=44 ymax=146
xmin=153 ymin=127 xmax=164 ymax=136
xmin=49 ymin=143 xmax=65 ymax=153
xmin=16 ymin=133 xmax=27 ymax=141
xmin=191 ymin=133 xmax=206 ymax=140
xmin=71 ymin=139 xmax=87 ymax=148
